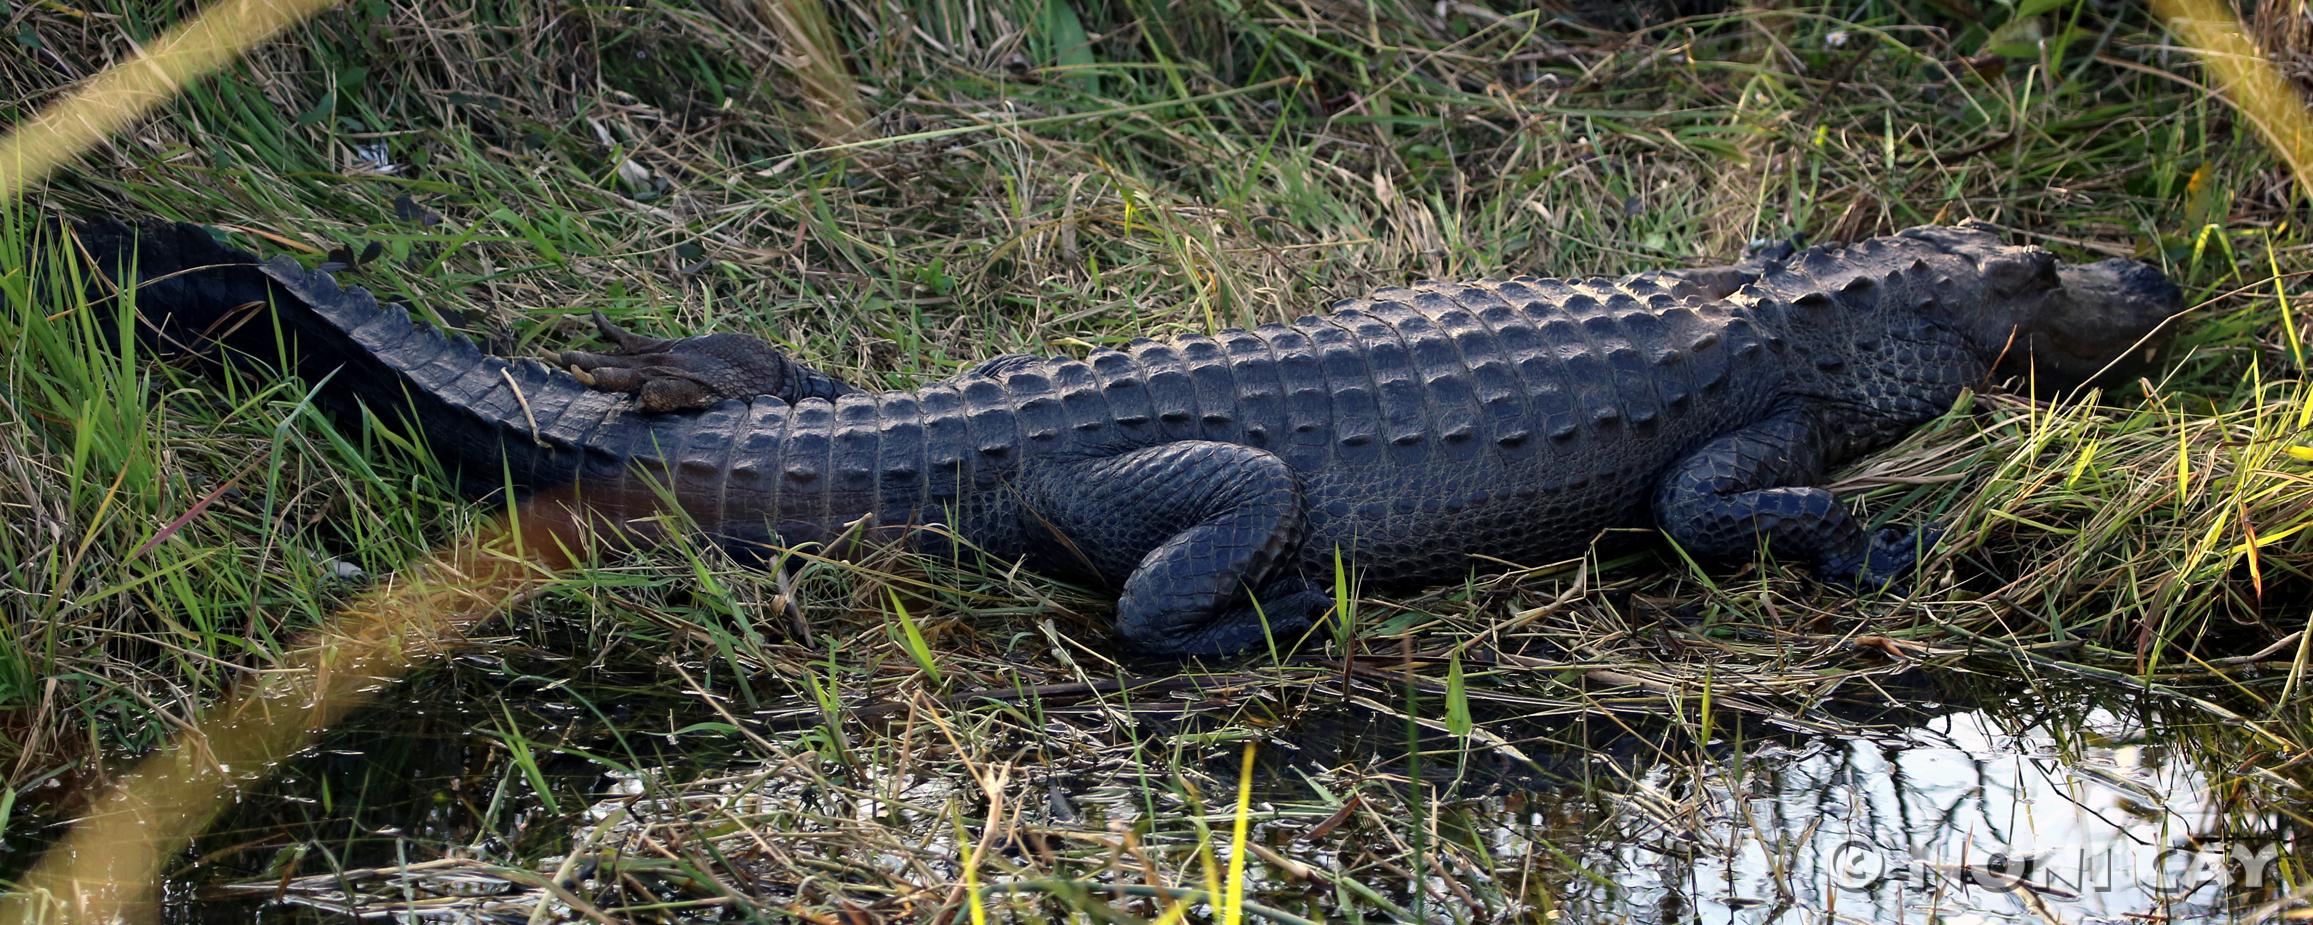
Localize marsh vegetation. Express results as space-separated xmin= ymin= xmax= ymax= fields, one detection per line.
xmin=2 ymin=0 xmax=2310 ymax=921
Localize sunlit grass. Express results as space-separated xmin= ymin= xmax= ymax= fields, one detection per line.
xmin=0 ymin=0 xmax=337 ymax=201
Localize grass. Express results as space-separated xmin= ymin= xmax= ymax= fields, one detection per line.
xmin=3 ymin=0 xmax=2313 ymax=921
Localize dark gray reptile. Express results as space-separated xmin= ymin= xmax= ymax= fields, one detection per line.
xmin=70 ymin=218 xmax=2183 ymax=656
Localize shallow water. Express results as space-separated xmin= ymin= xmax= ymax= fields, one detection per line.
xmin=1239 ymin=669 xmax=2297 ymax=923
xmin=10 ymin=658 xmax=2296 ymax=923
xmin=1557 ymin=698 xmax=2282 ymax=923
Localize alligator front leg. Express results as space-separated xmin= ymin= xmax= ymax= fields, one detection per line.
xmin=1029 ymin=441 xmax=1333 ymax=658
xmin=1652 ymin=408 xmax=1938 ymax=589
xmin=561 ymin=311 xmax=860 ymax=412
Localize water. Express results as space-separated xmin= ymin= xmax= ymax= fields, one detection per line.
xmin=1222 ymin=668 xmax=2294 ymax=923
xmin=8 ymin=658 xmax=2297 ymax=923
xmin=1562 ymin=698 xmax=2278 ymax=923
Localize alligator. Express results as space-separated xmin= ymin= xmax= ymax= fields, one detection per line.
xmin=67 ymin=218 xmax=2184 ymax=656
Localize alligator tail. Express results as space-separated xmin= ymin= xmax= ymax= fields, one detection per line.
xmin=68 ymin=217 xmax=632 ymax=499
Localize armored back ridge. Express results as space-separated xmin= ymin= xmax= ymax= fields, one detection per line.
xmin=74 ymin=218 xmax=2184 ymax=657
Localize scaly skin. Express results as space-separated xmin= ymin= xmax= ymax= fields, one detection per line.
xmin=71 ymin=218 xmax=2184 ymax=657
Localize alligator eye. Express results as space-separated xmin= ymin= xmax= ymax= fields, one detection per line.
xmin=1984 ymin=251 xmax=2056 ymax=293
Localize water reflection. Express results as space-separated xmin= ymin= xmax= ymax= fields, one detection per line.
xmin=1244 ymin=668 xmax=2295 ymax=923
xmin=1549 ymin=681 xmax=2288 ymax=923
xmin=14 ymin=652 xmax=2295 ymax=923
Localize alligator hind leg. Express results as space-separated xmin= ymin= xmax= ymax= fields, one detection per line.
xmin=562 ymin=311 xmax=860 ymax=412
xmin=1029 ymin=441 xmax=1333 ymax=657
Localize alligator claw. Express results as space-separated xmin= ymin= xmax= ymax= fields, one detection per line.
xmin=1126 ymin=585 xmax=1334 ymax=660
xmin=1829 ymin=521 xmax=1946 ymax=595
xmin=1743 ymin=235 xmax=1802 ymax=265
xmin=588 ymin=309 xmax=676 ymax=353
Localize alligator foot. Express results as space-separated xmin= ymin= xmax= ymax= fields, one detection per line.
xmin=1153 ymin=583 xmax=1334 ymax=659
xmin=1828 ymin=522 xmax=1947 ymax=595
xmin=560 ymin=311 xmax=859 ymax=412
xmin=1743 ymin=234 xmax=1802 ymax=264
xmin=1658 ymin=233 xmax=1805 ymax=301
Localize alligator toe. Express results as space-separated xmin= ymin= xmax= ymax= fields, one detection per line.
xmin=1849 ymin=522 xmax=1945 ymax=594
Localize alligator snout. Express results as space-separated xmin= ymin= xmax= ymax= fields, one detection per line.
xmin=2092 ymin=257 xmax=2184 ymax=314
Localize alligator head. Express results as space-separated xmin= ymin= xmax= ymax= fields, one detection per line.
xmin=1903 ymin=222 xmax=2187 ymax=393
xmin=2013 ymin=256 xmax=2188 ymax=389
